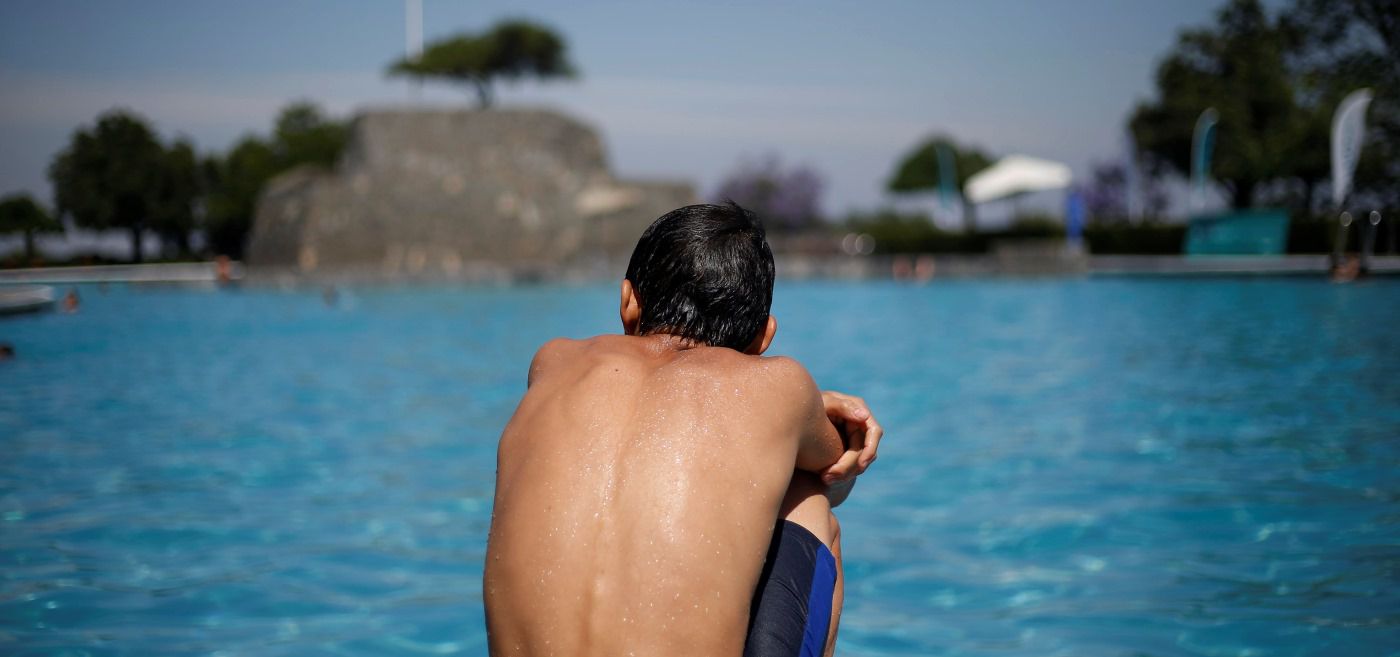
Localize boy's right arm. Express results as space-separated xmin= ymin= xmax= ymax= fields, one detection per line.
xmin=769 ymin=357 xmax=846 ymax=473
xmin=770 ymin=361 xmax=885 ymax=507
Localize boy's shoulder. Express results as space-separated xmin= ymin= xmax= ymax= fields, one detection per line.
xmin=526 ymin=336 xmax=597 ymax=386
xmin=667 ymin=346 xmax=819 ymax=398
xmin=530 ymin=334 xmax=633 ymax=362
xmin=526 ymin=335 xmax=649 ymax=385
xmin=528 ymin=335 xmax=813 ymax=386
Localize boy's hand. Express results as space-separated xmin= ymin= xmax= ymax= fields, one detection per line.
xmin=819 ymin=391 xmax=883 ymax=485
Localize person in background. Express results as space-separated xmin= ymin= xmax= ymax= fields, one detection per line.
xmin=61 ymin=289 xmax=80 ymax=313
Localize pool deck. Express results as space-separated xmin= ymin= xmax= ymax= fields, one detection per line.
xmin=0 ymin=255 xmax=1396 ymax=285
xmin=780 ymin=254 xmax=1400 ymax=280
xmin=1089 ymin=255 xmax=1400 ymax=277
xmin=0 ymin=262 xmax=243 ymax=285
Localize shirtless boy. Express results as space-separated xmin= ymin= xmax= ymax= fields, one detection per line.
xmin=485 ymin=203 xmax=882 ymax=657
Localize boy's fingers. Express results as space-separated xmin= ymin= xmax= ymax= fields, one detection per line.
xmin=859 ymin=418 xmax=883 ymax=467
xmin=822 ymin=450 xmax=861 ymax=484
xmin=824 ymin=392 xmax=869 ymax=423
xmin=844 ymin=396 xmax=870 ymax=420
xmin=827 ymin=399 xmax=863 ymax=423
xmin=843 ymin=420 xmax=866 ymax=451
xmin=823 ymin=392 xmax=878 ymax=466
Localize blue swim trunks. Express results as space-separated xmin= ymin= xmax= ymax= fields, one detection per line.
xmin=744 ymin=520 xmax=837 ymax=657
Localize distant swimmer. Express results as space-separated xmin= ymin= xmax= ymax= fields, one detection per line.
xmin=0 ymin=343 xmax=13 ymax=360
xmin=1330 ymin=254 xmax=1361 ymax=283
xmin=215 ymin=256 xmax=233 ymax=285
xmin=61 ymin=288 xmax=80 ymax=313
xmin=485 ymin=203 xmax=883 ymax=657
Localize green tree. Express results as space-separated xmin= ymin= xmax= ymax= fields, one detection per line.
xmin=274 ymin=102 xmax=349 ymax=168
xmin=1284 ymin=0 xmax=1399 ymax=208
xmin=203 ymin=138 xmax=277 ymax=259
xmin=149 ymin=139 xmax=201 ymax=256
xmin=887 ymin=136 xmax=993 ymax=232
xmin=202 ymin=102 xmax=347 ymax=258
xmin=1130 ymin=0 xmax=1311 ymax=209
xmin=0 ymin=193 xmax=61 ymax=263
xmin=48 ymin=110 xmax=167 ymax=263
xmin=388 ymin=19 xmax=577 ymax=107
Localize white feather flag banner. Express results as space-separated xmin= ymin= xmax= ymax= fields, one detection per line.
xmin=1331 ymin=88 xmax=1373 ymax=208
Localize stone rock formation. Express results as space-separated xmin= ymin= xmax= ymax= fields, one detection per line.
xmin=247 ymin=108 xmax=694 ymax=279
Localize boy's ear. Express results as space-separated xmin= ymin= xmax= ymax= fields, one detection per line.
xmin=620 ymin=279 xmax=641 ymax=335
xmin=744 ymin=315 xmax=778 ymax=355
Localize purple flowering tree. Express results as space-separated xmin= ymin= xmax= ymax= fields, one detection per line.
xmin=713 ymin=155 xmax=826 ymax=232
xmin=1080 ymin=161 xmax=1128 ymax=223
xmin=1078 ymin=159 xmax=1172 ymax=223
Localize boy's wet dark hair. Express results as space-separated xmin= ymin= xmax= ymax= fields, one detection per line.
xmin=625 ymin=202 xmax=775 ymax=351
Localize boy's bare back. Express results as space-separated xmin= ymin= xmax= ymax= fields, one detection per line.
xmin=484 ymin=333 xmax=839 ymax=657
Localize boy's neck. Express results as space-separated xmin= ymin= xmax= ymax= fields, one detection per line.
xmin=638 ymin=332 xmax=707 ymax=353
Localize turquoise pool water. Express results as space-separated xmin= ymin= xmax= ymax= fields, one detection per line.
xmin=1 ymin=278 xmax=1397 ymax=656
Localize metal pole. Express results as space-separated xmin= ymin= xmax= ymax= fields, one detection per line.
xmin=406 ymin=0 xmax=423 ymax=101
xmin=1332 ymin=211 xmax=1352 ymax=269
xmin=406 ymin=0 xmax=422 ymax=59
xmin=1361 ymin=211 xmax=1380 ymax=274
xmin=1386 ymin=212 xmax=1395 ymax=255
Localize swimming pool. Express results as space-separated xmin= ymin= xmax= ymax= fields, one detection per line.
xmin=2 ymin=278 xmax=1397 ymax=656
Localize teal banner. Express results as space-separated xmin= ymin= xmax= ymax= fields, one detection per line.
xmin=1190 ymin=108 xmax=1218 ymax=209
xmin=935 ymin=142 xmax=956 ymax=211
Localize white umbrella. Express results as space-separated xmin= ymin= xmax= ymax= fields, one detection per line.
xmin=965 ymin=155 xmax=1073 ymax=204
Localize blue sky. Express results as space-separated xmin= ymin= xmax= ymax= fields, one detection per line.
xmin=1 ymin=0 xmax=1253 ymax=232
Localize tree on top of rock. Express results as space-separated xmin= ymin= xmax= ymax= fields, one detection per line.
xmin=388 ymin=19 xmax=577 ymax=108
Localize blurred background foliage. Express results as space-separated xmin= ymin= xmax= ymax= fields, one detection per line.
xmin=11 ymin=0 xmax=1398 ymax=264
xmin=41 ymin=103 xmax=350 ymax=264
xmin=886 ymin=136 xmax=994 ymax=233
xmin=713 ymin=155 xmax=826 ymax=233
xmin=0 ymin=193 xmax=61 ymax=263
xmin=201 ymin=103 xmax=350 ymax=259
xmin=1130 ymin=0 xmax=1397 ymax=211
xmin=46 ymin=112 xmax=194 ymax=264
